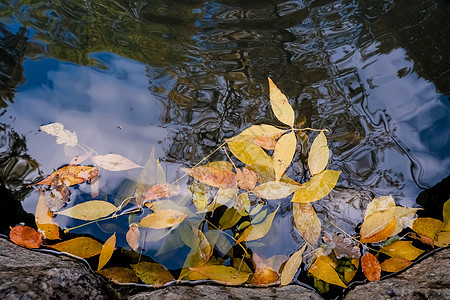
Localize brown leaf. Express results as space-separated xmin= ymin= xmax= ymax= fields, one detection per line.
xmin=251 ymin=267 xmax=279 ymax=285
xmin=249 ymin=136 xmax=278 ymax=150
xmin=236 ymin=168 xmax=258 ymax=191
xmin=36 ymin=165 xmax=98 ymax=186
xmin=44 ymin=175 xmax=71 ymax=211
xmin=9 ymin=225 xmax=43 ymax=249
xmin=361 ymin=252 xmax=381 ymax=282
xmin=183 ymin=166 xmax=236 ymax=189
xmin=144 ymin=183 xmax=180 ymax=201
xmin=126 ymin=225 xmax=140 ymax=252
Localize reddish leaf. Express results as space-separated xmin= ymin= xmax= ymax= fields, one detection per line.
xmin=380 ymin=257 xmax=412 ymax=272
xmin=36 ymin=165 xmax=98 ymax=186
xmin=236 ymin=168 xmax=258 ymax=191
xmin=361 ymin=252 xmax=381 ymax=282
xmin=144 ymin=183 xmax=180 ymax=201
xmin=9 ymin=225 xmax=43 ymax=249
xmin=183 ymin=166 xmax=236 ymax=189
xmin=126 ymin=225 xmax=140 ymax=252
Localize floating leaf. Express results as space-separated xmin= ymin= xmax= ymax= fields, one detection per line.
xmin=97 ymin=267 xmax=139 ymax=284
xmin=443 ymin=199 xmax=450 ymax=231
xmin=236 ymin=207 xmax=279 ymax=243
xmin=327 ymin=233 xmax=360 ymax=259
xmin=364 ymin=195 xmax=396 ymax=220
xmin=293 ymin=202 xmax=321 ymax=246
xmin=360 ymin=207 xmax=396 ymax=242
xmin=227 ymin=140 xmax=272 ymax=167
xmin=392 ymin=206 xmax=420 ymax=236
xmin=131 ymin=262 xmax=174 ymax=287
xmin=35 ymin=188 xmax=60 ymax=240
xmin=9 ymin=225 xmax=43 ymax=249
xmin=219 ymin=208 xmax=242 ymax=230
xmin=380 ymin=257 xmax=412 ymax=272
xmin=291 ymin=170 xmax=341 ymax=203
xmin=135 ymin=149 xmax=158 ymax=207
xmin=126 ymin=225 xmax=140 ymax=252
xmin=412 ymin=217 xmax=443 ymax=239
xmin=360 ymin=217 xmax=396 ymax=244
xmin=308 ymin=255 xmax=346 ymax=288
xmin=183 ymin=166 xmax=236 ymax=189
xmin=98 ymin=233 xmax=116 ymax=271
xmin=40 ymin=122 xmax=78 ymax=147
xmin=190 ymin=182 xmax=209 ymax=212
xmin=273 ymin=131 xmax=296 ymax=181
xmin=409 ymin=232 xmax=434 ymax=247
xmin=92 ymin=154 xmax=142 ymax=171
xmin=57 ymin=200 xmax=117 ymax=220
xmin=236 ymin=168 xmax=258 ymax=191
xmin=139 ymin=209 xmax=187 ymax=229
xmin=251 ymin=267 xmax=279 ymax=285
xmin=268 ymin=77 xmax=295 ymax=127
xmin=252 ymin=209 xmax=267 ymax=224
xmin=234 ymin=192 xmax=251 ymax=214
xmin=188 ymin=265 xmax=251 ymax=285
xmin=156 ymin=159 xmax=166 ymax=184
xmin=308 ymin=132 xmax=329 ymax=176
xmin=228 ymin=124 xmax=284 ymax=145
xmin=43 ymin=177 xmax=70 ymax=212
xmin=435 ymin=231 xmax=450 ymax=247
xmin=280 ymin=243 xmax=307 ymax=285
xmin=144 ymin=183 xmax=180 ymax=201
xmin=252 ymin=181 xmax=299 ymax=200
xmin=361 ymin=252 xmax=381 ymax=282
xmin=49 ymin=237 xmax=102 ymax=258
xmin=36 ymin=165 xmax=98 ymax=186
xmin=380 ymin=241 xmax=424 ymax=260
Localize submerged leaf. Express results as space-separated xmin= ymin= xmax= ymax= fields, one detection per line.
xmin=380 ymin=241 xmax=424 ymax=260
xmin=273 ymin=131 xmax=296 ymax=181
xmin=35 ymin=188 xmax=60 ymax=240
xmin=9 ymin=225 xmax=43 ymax=249
xmin=144 ymin=183 xmax=180 ymax=201
xmin=97 ymin=267 xmax=139 ymax=284
xmin=380 ymin=257 xmax=412 ymax=273
xmin=236 ymin=168 xmax=258 ymax=191
xmin=227 ymin=140 xmax=272 ymax=167
xmin=280 ymin=243 xmax=307 ymax=285
xmin=139 ymin=209 xmax=187 ymax=229
xmin=49 ymin=237 xmax=102 ymax=258
xmin=188 ymin=265 xmax=251 ymax=285
xmin=98 ymin=233 xmax=116 ymax=271
xmin=92 ymin=154 xmax=142 ymax=171
xmin=236 ymin=206 xmax=279 ymax=243
xmin=361 ymin=252 xmax=381 ymax=281
xmin=183 ymin=166 xmax=236 ymax=189
xmin=135 ymin=149 xmax=158 ymax=207
xmin=57 ymin=200 xmax=117 ymax=220
xmin=252 ymin=181 xmax=299 ymax=200
xmin=131 ymin=262 xmax=174 ymax=287
xmin=268 ymin=78 xmax=295 ymax=127
xmin=308 ymin=256 xmax=346 ymax=288
xmin=308 ymin=132 xmax=329 ymax=176
xmin=291 ymin=170 xmax=340 ymax=203
xmin=36 ymin=165 xmax=98 ymax=187
xmin=126 ymin=225 xmax=140 ymax=252
xmin=40 ymin=122 xmax=78 ymax=147
xmin=293 ymin=202 xmax=321 ymax=246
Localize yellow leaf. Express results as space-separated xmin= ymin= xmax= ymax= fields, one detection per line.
xmin=360 ymin=207 xmax=396 ymax=241
xmin=35 ymin=165 xmax=98 ymax=186
xmin=188 ymin=265 xmax=251 ymax=285
xmin=442 ymin=199 xmax=450 ymax=231
xmin=40 ymin=122 xmax=78 ymax=147
xmin=360 ymin=217 xmax=396 ymax=243
xmin=131 ymin=262 xmax=174 ymax=287
xmin=183 ymin=166 xmax=236 ymax=189
xmin=412 ymin=218 xmax=443 ymax=239
xmin=139 ymin=209 xmax=187 ymax=229
xmin=252 ymin=181 xmax=299 ymax=200
xmin=380 ymin=257 xmax=412 ymax=272
xmin=380 ymin=241 xmax=424 ymax=260
xmin=49 ymin=237 xmax=102 ymax=258
xmin=280 ymin=243 xmax=307 ymax=285
xmin=92 ymin=154 xmax=142 ymax=171
xmin=219 ymin=208 xmax=242 ymax=230
xmin=268 ymin=77 xmax=295 ymax=127
xmin=227 ymin=140 xmax=272 ymax=167
xmin=236 ymin=207 xmax=279 ymax=243
xmin=308 ymin=132 xmax=329 ymax=176
xmin=392 ymin=206 xmax=420 ymax=236
xmin=228 ymin=124 xmax=285 ymax=149
xmin=293 ymin=202 xmax=321 ymax=245
xmin=203 ymin=188 xmax=239 ymax=212
xmin=273 ymin=131 xmax=296 ymax=181
xmin=364 ymin=195 xmax=396 ymax=220
xmin=35 ymin=188 xmax=60 ymax=240
xmin=97 ymin=267 xmax=139 ymax=284
xmin=126 ymin=225 xmax=140 ymax=252
xmin=435 ymin=231 xmax=450 ymax=247
xmin=308 ymin=256 xmax=346 ymax=288
xmin=57 ymin=200 xmax=117 ymax=220
xmin=98 ymin=233 xmax=116 ymax=271
xmin=135 ymin=149 xmax=158 ymax=207
xmin=190 ymin=182 xmax=209 ymax=212
xmin=291 ymin=170 xmax=341 ymax=203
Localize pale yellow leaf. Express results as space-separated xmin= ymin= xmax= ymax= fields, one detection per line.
xmin=273 ymin=131 xmax=296 ymax=181
xmin=131 ymin=262 xmax=174 ymax=287
xmin=57 ymin=200 xmax=117 ymax=220
xmin=49 ymin=237 xmax=102 ymax=258
xmin=308 ymin=132 xmax=329 ymax=176
xmin=291 ymin=170 xmax=341 ymax=203
xmin=227 ymin=140 xmax=272 ymax=167
xmin=126 ymin=225 xmax=140 ymax=252
xmin=135 ymin=149 xmax=158 ymax=207
xmin=308 ymin=256 xmax=346 ymax=288
xmin=364 ymin=195 xmax=396 ymax=220
xmin=98 ymin=233 xmax=116 ymax=271
xmin=435 ymin=231 xmax=450 ymax=247
xmin=236 ymin=206 xmax=279 ymax=243
xmin=360 ymin=217 xmax=396 ymax=243
xmin=280 ymin=243 xmax=307 ymax=285
xmin=252 ymin=181 xmax=299 ymax=200
xmin=188 ymin=265 xmax=251 ymax=285
xmin=268 ymin=77 xmax=295 ymax=127
xmin=293 ymin=202 xmax=321 ymax=245
xmin=92 ymin=154 xmax=142 ymax=171
xmin=443 ymin=199 xmax=450 ymax=231
xmin=35 ymin=188 xmax=60 ymax=240
xmin=40 ymin=122 xmax=78 ymax=147
xmin=392 ymin=206 xmax=420 ymax=236
xmin=228 ymin=124 xmax=284 ymax=142
xmin=139 ymin=209 xmax=187 ymax=229
xmin=380 ymin=241 xmax=424 ymax=260
xmin=360 ymin=207 xmax=396 ymax=240
xmin=203 ymin=188 xmax=238 ymax=212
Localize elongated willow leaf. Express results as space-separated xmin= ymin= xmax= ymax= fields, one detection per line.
xmin=293 ymin=202 xmax=321 ymax=245
xmin=98 ymin=233 xmax=116 ymax=271
xmin=291 ymin=170 xmax=340 ymax=203
xmin=40 ymin=122 xmax=78 ymax=147
xmin=273 ymin=131 xmax=296 ymax=181
xmin=188 ymin=265 xmax=251 ymax=285
xmin=280 ymin=243 xmax=307 ymax=285
xmin=236 ymin=206 xmax=279 ymax=243
xmin=268 ymin=78 xmax=295 ymax=127
xmin=57 ymin=200 xmax=117 ymax=220
xmin=308 ymin=132 xmax=329 ymax=176
xmin=92 ymin=154 xmax=142 ymax=171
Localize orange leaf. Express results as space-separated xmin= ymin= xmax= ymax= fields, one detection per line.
xmin=361 ymin=252 xmax=381 ymax=281
xmin=360 ymin=217 xmax=396 ymax=243
xmin=126 ymin=225 xmax=140 ymax=252
xmin=35 ymin=165 xmax=98 ymax=186
xmin=380 ymin=257 xmax=412 ymax=272
xmin=9 ymin=225 xmax=43 ymax=249
xmin=49 ymin=237 xmax=103 ymax=258
xmin=249 ymin=136 xmax=278 ymax=150
xmin=144 ymin=183 xmax=180 ymax=201
xmin=98 ymin=233 xmax=116 ymax=271
xmin=251 ymin=267 xmax=279 ymax=285
xmin=183 ymin=166 xmax=236 ymax=189
xmin=236 ymin=168 xmax=258 ymax=191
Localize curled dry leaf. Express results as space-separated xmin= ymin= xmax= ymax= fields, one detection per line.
xmin=98 ymin=233 xmax=116 ymax=271
xmin=293 ymin=202 xmax=321 ymax=246
xmin=361 ymin=252 xmax=381 ymax=282
xmin=380 ymin=257 xmax=412 ymax=273
xmin=291 ymin=170 xmax=340 ymax=203
xmin=9 ymin=225 xmax=43 ymax=249
xmin=126 ymin=225 xmax=140 ymax=252
xmin=236 ymin=168 xmax=258 ymax=191
xmin=144 ymin=183 xmax=180 ymax=201
xmin=139 ymin=209 xmax=187 ymax=229
xmin=280 ymin=243 xmax=307 ymax=285
xmin=183 ymin=166 xmax=236 ymax=189
xmin=273 ymin=131 xmax=296 ymax=181
xmin=308 ymin=255 xmax=346 ymax=288
xmin=379 ymin=241 xmax=424 ymax=260
xmin=36 ymin=165 xmax=98 ymax=186
xmin=49 ymin=237 xmax=103 ymax=258
xmin=35 ymin=188 xmax=60 ymax=240
xmin=43 ymin=175 xmax=71 ymax=212
xmin=57 ymin=200 xmax=117 ymax=220
xmin=40 ymin=122 xmax=78 ymax=147
xmin=131 ymin=262 xmax=174 ymax=287
xmin=92 ymin=154 xmax=142 ymax=171
xmin=97 ymin=267 xmax=139 ymax=284
xmin=308 ymin=132 xmax=329 ymax=176
xmin=268 ymin=77 xmax=295 ymax=127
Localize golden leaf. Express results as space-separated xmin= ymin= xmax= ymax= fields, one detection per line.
xmin=9 ymin=225 xmax=43 ymax=249
xmin=236 ymin=168 xmax=258 ymax=191
xmin=380 ymin=241 xmax=424 ymax=260
xmin=412 ymin=217 xmax=443 ymax=239
xmin=57 ymin=200 xmax=117 ymax=220
xmin=183 ymin=166 xmax=236 ymax=189
xmin=97 ymin=267 xmax=139 ymax=284
xmin=435 ymin=231 xmax=450 ymax=247
xmin=35 ymin=165 xmax=98 ymax=186
xmin=228 ymin=124 xmax=284 ymax=143
xmin=360 ymin=217 xmax=396 ymax=243
xmin=361 ymin=252 xmax=381 ymax=281
xmin=92 ymin=154 xmax=142 ymax=171
xmin=139 ymin=209 xmax=187 ymax=229
xmin=273 ymin=131 xmax=296 ymax=181
xmin=252 ymin=181 xmax=299 ymax=200
xmin=236 ymin=206 xmax=279 ymax=243
xmin=360 ymin=207 xmax=396 ymax=241
xmin=308 ymin=132 xmax=329 ymax=176
xmin=190 ymin=182 xmax=209 ymax=212
xmin=380 ymin=257 xmax=412 ymax=273
xmin=98 ymin=233 xmax=116 ymax=271
xmin=308 ymin=255 xmax=346 ymax=288
xmin=364 ymin=195 xmax=396 ymax=220
xmin=443 ymin=199 xmax=450 ymax=231
xmin=227 ymin=140 xmax=272 ymax=167
xmin=280 ymin=243 xmax=307 ymax=285
xmin=188 ymin=265 xmax=251 ymax=285
xmin=126 ymin=225 xmax=140 ymax=252
xmin=131 ymin=262 xmax=174 ymax=287
xmin=219 ymin=208 xmax=242 ymax=230
xmin=35 ymin=188 xmax=60 ymax=240
xmin=49 ymin=237 xmax=102 ymax=258
xmin=40 ymin=122 xmax=78 ymax=147
xmin=293 ymin=202 xmax=321 ymax=245
xmin=291 ymin=170 xmax=341 ymax=203
xmin=268 ymin=77 xmax=295 ymax=127
xmin=392 ymin=206 xmax=420 ymax=236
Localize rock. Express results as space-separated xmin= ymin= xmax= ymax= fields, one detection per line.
xmin=344 ymin=247 xmax=450 ymax=300
xmin=129 ymin=284 xmax=323 ymax=300
xmin=0 ymin=237 xmax=116 ymax=300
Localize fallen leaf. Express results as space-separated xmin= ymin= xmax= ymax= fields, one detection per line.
xmin=183 ymin=166 xmax=236 ymax=189
xmin=135 ymin=149 xmax=158 ymax=207
xmin=380 ymin=257 xmax=412 ymax=272
xmin=252 ymin=209 xmax=267 ymax=224
xmin=156 ymin=159 xmax=166 ymax=184
xmin=328 ymin=233 xmax=360 ymax=259
xmin=219 ymin=207 xmax=242 ymax=230
xmin=380 ymin=241 xmax=424 ymax=260
xmin=228 ymin=124 xmax=285 ymax=148
xmin=40 ymin=122 xmax=78 ymax=147
xmin=360 ymin=217 xmax=396 ymax=244
xmin=139 ymin=209 xmax=187 ymax=229
xmin=126 ymin=225 xmax=140 ymax=252
xmin=203 ymin=188 xmax=239 ymax=212
xmin=9 ymin=225 xmax=43 ymax=249
xmin=412 ymin=217 xmax=443 ymax=239
xmin=360 ymin=207 xmax=396 ymax=242
xmin=409 ymin=232 xmax=435 ymax=247
xmin=291 ymin=170 xmax=341 ymax=203
xmin=252 ymin=181 xmax=299 ymax=200
xmin=227 ymin=140 xmax=272 ymax=167
xmin=236 ymin=206 xmax=279 ymax=243
xmin=251 ymin=267 xmax=279 ymax=285
xmin=188 ymin=265 xmax=251 ymax=285
xmin=36 ymin=165 xmax=98 ymax=186
xmin=98 ymin=233 xmax=116 ymax=271
xmin=234 ymin=192 xmax=251 ymax=214
xmin=144 ymin=183 xmax=180 ymax=201
xmin=57 ymin=200 xmax=117 ymax=220
xmin=189 ymin=225 xmax=213 ymax=264
xmin=273 ymin=131 xmax=296 ymax=181
xmin=280 ymin=243 xmax=307 ymax=285
xmin=293 ymin=202 xmax=321 ymax=246
xmin=236 ymin=168 xmax=258 ymax=191
xmin=189 ymin=182 xmax=209 ymax=212
xmin=92 ymin=154 xmax=142 ymax=171
xmin=308 ymin=255 xmax=346 ymax=288
xmin=344 ymin=258 xmax=359 ymax=283
xmin=364 ymin=195 xmax=396 ymax=220
xmin=268 ymin=77 xmax=295 ymax=127
xmin=443 ymin=199 xmax=450 ymax=231
xmin=35 ymin=188 xmax=60 ymax=240
xmin=97 ymin=267 xmax=139 ymax=284
xmin=49 ymin=237 xmax=103 ymax=258
xmin=308 ymin=132 xmax=329 ymax=176
xmin=361 ymin=252 xmax=381 ymax=281
xmin=204 ymin=161 xmax=234 ymax=171
xmin=392 ymin=206 xmax=420 ymax=236
xmin=131 ymin=262 xmax=174 ymax=287
xmin=435 ymin=231 xmax=450 ymax=247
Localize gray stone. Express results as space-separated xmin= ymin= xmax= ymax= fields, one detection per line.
xmin=345 ymin=247 xmax=450 ymax=300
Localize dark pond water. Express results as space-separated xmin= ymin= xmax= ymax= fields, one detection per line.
xmin=1 ymin=0 xmax=449 ymax=293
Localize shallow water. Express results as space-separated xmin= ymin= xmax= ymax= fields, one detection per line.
xmin=0 ymin=0 xmax=449 ymax=288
